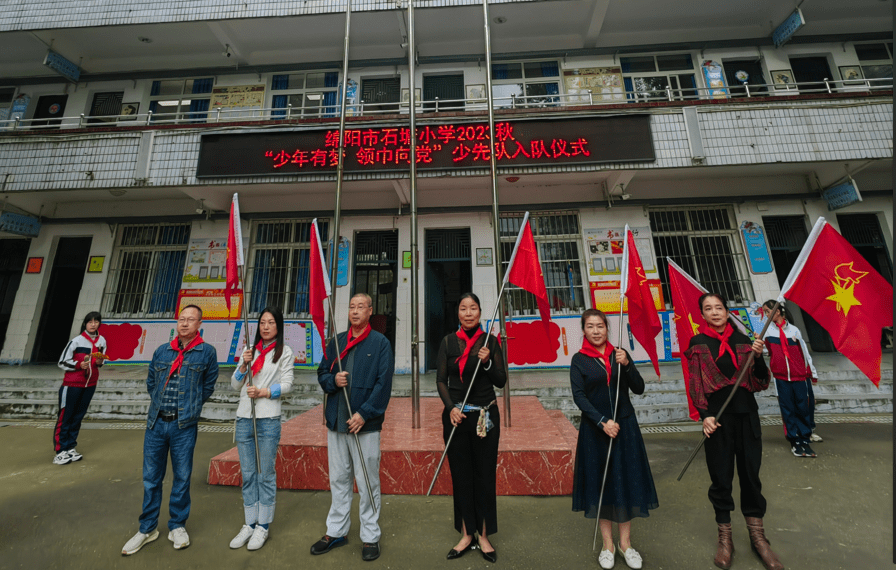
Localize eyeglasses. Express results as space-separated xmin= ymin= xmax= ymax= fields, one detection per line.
xmin=177 ymin=317 xmax=200 ymax=324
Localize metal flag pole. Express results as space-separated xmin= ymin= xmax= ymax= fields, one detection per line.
xmin=236 ymin=263 xmax=261 ymax=474
xmin=426 ymin=283 xmax=507 ymax=496
xmin=481 ymin=0 xmax=511 ymax=428
xmin=592 ymin=228 xmax=629 ymax=551
xmin=407 ymin=0 xmax=421 ymax=430
xmin=676 ymin=300 xmax=780 ymax=482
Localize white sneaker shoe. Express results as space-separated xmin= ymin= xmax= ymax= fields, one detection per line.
xmin=52 ymin=451 xmax=72 ymax=465
xmin=598 ymin=546 xmax=615 ymax=569
xmin=230 ymin=525 xmax=254 ymax=549
xmin=67 ymin=448 xmax=83 ymax=461
xmin=168 ymin=527 xmax=190 ymax=550
xmin=618 ymin=542 xmax=643 ymax=569
xmin=810 ymin=432 xmax=823 ymax=442
xmin=122 ymin=529 xmax=159 ymax=555
xmin=247 ymin=526 xmax=269 ymax=551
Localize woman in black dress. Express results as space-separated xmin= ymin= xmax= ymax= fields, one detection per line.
xmin=685 ymin=293 xmax=781 ymax=570
xmin=436 ymin=292 xmax=506 ymax=563
xmin=571 ymin=309 xmax=657 ymax=570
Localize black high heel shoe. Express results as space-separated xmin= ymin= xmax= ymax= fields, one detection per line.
xmin=446 ymin=536 xmax=478 ymax=560
xmin=480 ymin=547 xmax=497 ymax=563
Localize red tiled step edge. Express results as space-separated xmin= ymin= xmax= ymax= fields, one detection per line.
xmin=208 ymin=396 xmax=575 ymax=496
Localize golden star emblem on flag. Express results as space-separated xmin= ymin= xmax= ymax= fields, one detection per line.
xmin=826 ymin=262 xmax=867 ymax=316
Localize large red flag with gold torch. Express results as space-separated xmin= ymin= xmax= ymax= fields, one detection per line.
xmin=624 ymin=228 xmax=662 ymax=377
xmin=668 ymin=259 xmax=707 ymax=421
xmin=309 ymin=219 xmax=332 ymax=346
xmin=504 ymin=212 xmax=551 ymax=332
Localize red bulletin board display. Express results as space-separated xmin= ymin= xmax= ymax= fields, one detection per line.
xmin=176 ymin=289 xmax=243 ymax=320
xmin=589 ymin=280 xmax=664 ymax=313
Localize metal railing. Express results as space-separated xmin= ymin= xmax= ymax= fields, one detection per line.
xmin=1 ymin=77 xmax=890 ymax=133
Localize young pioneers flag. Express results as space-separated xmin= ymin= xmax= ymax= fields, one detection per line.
xmin=309 ymin=219 xmax=332 ymax=346
xmin=779 ymin=217 xmax=893 ymax=386
xmin=224 ymin=193 xmax=244 ymax=311
xmin=624 ymin=227 xmax=662 ymax=377
xmin=667 ymin=259 xmax=706 ymax=421
xmin=504 ymin=212 xmax=551 ymax=331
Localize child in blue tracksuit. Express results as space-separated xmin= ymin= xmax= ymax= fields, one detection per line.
xmin=761 ymin=300 xmax=819 ymax=458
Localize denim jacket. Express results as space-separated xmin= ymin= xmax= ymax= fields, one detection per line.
xmin=146 ymin=340 xmax=219 ymax=429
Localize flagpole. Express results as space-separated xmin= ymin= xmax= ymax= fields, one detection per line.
xmin=407 ymin=0 xmax=422 ymax=430
xmin=592 ymin=226 xmax=629 ymax=550
xmin=236 ymin=263 xmax=262 ymax=476
xmin=426 ymin=283 xmax=507 ymax=496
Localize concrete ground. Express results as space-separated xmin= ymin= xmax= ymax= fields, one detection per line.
xmin=0 ymin=418 xmax=892 ymax=570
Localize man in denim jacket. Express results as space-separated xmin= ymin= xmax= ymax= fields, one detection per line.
xmin=122 ymin=305 xmax=219 ymax=555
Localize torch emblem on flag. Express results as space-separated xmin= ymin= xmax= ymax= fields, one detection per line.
xmin=826 ymin=262 xmax=867 ymax=315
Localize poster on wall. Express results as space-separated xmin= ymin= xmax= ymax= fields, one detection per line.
xmin=184 ymin=238 xmax=228 ymax=283
xmin=210 ymin=85 xmax=266 ymax=113
xmin=584 ymin=226 xmax=656 ymax=277
xmin=701 ymin=61 xmax=729 ymax=99
xmin=563 ymin=67 xmax=625 ymax=103
xmin=177 ymin=289 xmax=243 ymax=320
xmin=739 ymin=221 xmax=774 ymax=274
xmin=590 ymin=280 xmax=664 ymax=313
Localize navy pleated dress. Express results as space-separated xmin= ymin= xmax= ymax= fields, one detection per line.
xmin=570 ymin=350 xmax=658 ymax=522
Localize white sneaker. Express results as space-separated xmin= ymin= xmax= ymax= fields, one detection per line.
xmin=168 ymin=527 xmax=190 ymax=550
xmin=247 ymin=526 xmax=269 ymax=551
xmin=52 ymin=451 xmax=72 ymax=465
xmin=67 ymin=448 xmax=83 ymax=461
xmin=122 ymin=529 xmax=159 ymax=555
xmin=810 ymin=432 xmax=823 ymax=442
xmin=230 ymin=525 xmax=254 ymax=549
xmin=618 ymin=543 xmax=643 ymax=569
xmin=598 ymin=546 xmax=615 ymax=569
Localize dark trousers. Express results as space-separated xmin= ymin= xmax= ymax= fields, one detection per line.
xmin=53 ymin=384 xmax=96 ymax=452
xmin=806 ymin=379 xmax=816 ymax=430
xmin=703 ymin=412 xmax=766 ymax=524
xmin=776 ymin=378 xmax=812 ymax=442
xmin=442 ymin=406 xmax=500 ymax=535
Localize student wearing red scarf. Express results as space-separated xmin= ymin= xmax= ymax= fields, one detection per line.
xmin=570 ymin=309 xmax=656 ymax=570
xmin=435 ymin=292 xmax=506 ymax=564
xmin=685 ymin=293 xmax=781 ymax=570
xmin=229 ymin=306 xmax=294 ymax=551
xmin=122 ymin=305 xmax=218 ymax=556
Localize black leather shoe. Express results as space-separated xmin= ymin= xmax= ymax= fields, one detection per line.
xmin=481 ymin=547 xmax=497 ymax=563
xmin=362 ymin=542 xmax=380 ymax=561
xmin=310 ymin=535 xmax=347 ymax=555
xmin=446 ymin=536 xmax=478 ymax=560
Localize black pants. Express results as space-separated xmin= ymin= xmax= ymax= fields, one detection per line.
xmin=703 ymin=412 xmax=766 ymax=524
xmin=442 ymin=406 xmax=500 ymax=535
xmin=54 ymin=384 xmax=96 ymax=453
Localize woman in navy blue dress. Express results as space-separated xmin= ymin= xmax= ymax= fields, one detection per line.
xmin=571 ymin=309 xmax=657 ymax=569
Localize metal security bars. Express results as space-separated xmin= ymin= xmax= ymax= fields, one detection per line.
xmin=246 ymin=219 xmax=328 ymax=318
xmin=649 ymin=206 xmax=754 ymax=307
xmin=499 ymin=211 xmax=587 ymax=316
xmin=102 ymin=224 xmax=191 ymax=318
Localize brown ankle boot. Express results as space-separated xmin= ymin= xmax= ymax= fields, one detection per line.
xmin=714 ymin=523 xmax=734 ymax=569
xmin=745 ymin=517 xmax=784 ymax=570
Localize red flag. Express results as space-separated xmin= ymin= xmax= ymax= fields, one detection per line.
xmin=224 ymin=194 xmax=244 ymax=312
xmin=309 ymin=219 xmax=332 ymax=346
xmin=668 ymin=259 xmax=706 ymax=421
xmin=504 ymin=212 xmax=550 ymax=330
xmin=781 ymin=218 xmax=893 ymax=386
xmin=624 ymin=228 xmax=662 ymax=377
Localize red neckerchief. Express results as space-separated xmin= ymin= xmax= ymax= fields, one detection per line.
xmin=776 ymin=319 xmax=788 ymax=343
xmin=251 ymin=340 xmax=277 ymax=376
xmin=81 ymin=331 xmax=99 ymax=355
xmin=168 ymin=335 xmax=205 ymax=379
xmin=700 ymin=324 xmax=739 ymax=370
xmin=455 ymin=327 xmax=484 ymax=382
xmin=580 ymin=338 xmax=615 ymax=385
xmin=329 ymin=324 xmax=371 ymax=371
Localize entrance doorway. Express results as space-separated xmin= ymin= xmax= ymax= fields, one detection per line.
xmin=424 ymin=228 xmax=472 ymax=370
xmin=789 ymin=56 xmax=833 ymax=92
xmin=0 ymin=239 xmax=30 ymax=352
xmin=32 ymin=94 xmax=68 ymax=128
xmin=360 ymin=77 xmax=400 ymax=114
xmin=423 ymin=74 xmax=464 ymax=111
xmin=31 ymin=237 xmax=92 ymax=362
xmin=353 ymin=230 xmax=398 ymax=350
xmin=762 ymin=216 xmax=834 ymax=352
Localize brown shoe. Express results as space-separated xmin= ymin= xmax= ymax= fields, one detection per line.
xmin=714 ymin=523 xmax=734 ymax=569
xmin=745 ymin=517 xmax=784 ymax=570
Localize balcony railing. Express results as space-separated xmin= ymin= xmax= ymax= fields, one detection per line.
xmin=1 ymin=77 xmax=891 ymax=132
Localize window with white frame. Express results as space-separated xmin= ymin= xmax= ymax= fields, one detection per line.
xmin=855 ymin=42 xmax=893 ymax=84
xmin=500 ymin=211 xmax=587 ymax=316
xmin=271 ymin=72 xmax=339 ymax=118
xmin=648 ymin=206 xmax=755 ymax=307
xmin=246 ymin=219 xmax=329 ymax=318
xmin=491 ymin=61 xmax=561 ymax=108
xmin=0 ymin=88 xmax=14 ymax=122
xmin=621 ymin=54 xmax=697 ymax=101
xmin=103 ymin=224 xmax=191 ymax=318
xmin=148 ymin=78 xmax=214 ymax=122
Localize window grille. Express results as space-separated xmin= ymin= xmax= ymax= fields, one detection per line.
xmin=649 ymin=206 xmax=754 ymax=307
xmin=246 ymin=219 xmax=328 ymax=317
xmin=102 ymin=224 xmax=191 ymax=318
xmin=499 ymin=211 xmax=586 ymax=316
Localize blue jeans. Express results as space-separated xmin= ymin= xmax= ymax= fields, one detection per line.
xmin=139 ymin=417 xmax=198 ymax=534
xmin=236 ymin=417 xmax=281 ymax=525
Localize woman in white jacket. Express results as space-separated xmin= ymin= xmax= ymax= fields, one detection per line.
xmin=229 ymin=306 xmax=294 ymax=551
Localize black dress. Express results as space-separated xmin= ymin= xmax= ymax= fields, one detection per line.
xmin=570 ymin=350 xmax=658 ymax=522
xmin=436 ymin=329 xmax=507 ymax=535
